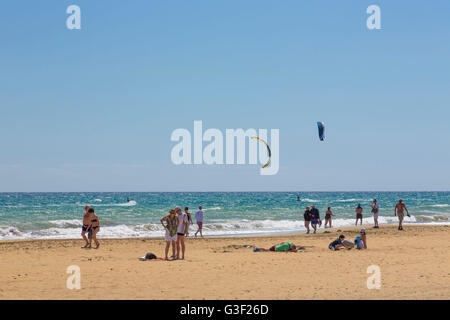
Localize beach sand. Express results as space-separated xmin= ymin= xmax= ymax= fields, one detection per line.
xmin=0 ymin=224 xmax=448 ymax=300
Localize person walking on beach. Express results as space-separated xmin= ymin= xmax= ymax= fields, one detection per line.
xmin=184 ymin=207 xmax=193 ymax=237
xmin=324 ymin=206 xmax=335 ymax=228
xmin=161 ymin=209 xmax=179 ymax=260
xmin=86 ymin=208 xmax=100 ymax=249
xmin=395 ymin=199 xmax=410 ymax=231
xmin=175 ymin=207 xmax=188 ymax=260
xmin=194 ymin=206 xmax=204 ymax=237
xmin=370 ymin=199 xmax=380 ymax=228
xmin=310 ymin=205 xmax=321 ymax=233
xmin=81 ymin=205 xmax=91 ymax=248
xmin=355 ymin=203 xmax=363 ymax=226
xmin=303 ymin=206 xmax=312 ymax=234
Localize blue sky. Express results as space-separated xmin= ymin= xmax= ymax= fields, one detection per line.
xmin=0 ymin=0 xmax=449 ymax=191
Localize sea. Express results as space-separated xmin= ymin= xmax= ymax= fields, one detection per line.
xmin=0 ymin=192 xmax=449 ymax=240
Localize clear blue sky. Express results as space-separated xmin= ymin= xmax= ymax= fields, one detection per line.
xmin=0 ymin=0 xmax=449 ymax=192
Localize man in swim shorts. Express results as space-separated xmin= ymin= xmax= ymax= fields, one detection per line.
xmin=395 ymin=199 xmax=410 ymax=230
xmin=310 ymin=205 xmax=321 ymax=233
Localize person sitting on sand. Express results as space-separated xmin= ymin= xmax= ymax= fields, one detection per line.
xmin=359 ymin=228 xmax=367 ymax=249
xmin=354 ymin=235 xmax=365 ymax=249
xmin=86 ymin=208 xmax=100 ymax=249
xmin=81 ymin=205 xmax=91 ymax=248
xmin=161 ymin=209 xmax=179 ymax=260
xmin=304 ymin=206 xmax=312 ymax=234
xmin=329 ymin=235 xmax=345 ymax=251
xmin=254 ymin=242 xmax=298 ymax=252
xmin=324 ymin=206 xmax=335 ymax=228
xmin=395 ymin=199 xmax=410 ymax=231
xmin=355 ymin=203 xmax=363 ymax=226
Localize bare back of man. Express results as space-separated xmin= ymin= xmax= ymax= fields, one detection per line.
xmin=395 ymin=200 xmax=409 ymax=230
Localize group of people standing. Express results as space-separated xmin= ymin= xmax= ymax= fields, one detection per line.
xmin=160 ymin=206 xmax=204 ymax=260
xmin=302 ymin=199 xmax=410 ymax=232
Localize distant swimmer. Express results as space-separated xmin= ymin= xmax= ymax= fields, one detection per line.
xmin=297 ymin=195 xmax=301 ymax=202
xmin=127 ymin=197 xmax=130 ymax=202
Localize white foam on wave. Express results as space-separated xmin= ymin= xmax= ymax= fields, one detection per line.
xmin=301 ymin=198 xmax=320 ymax=203
xmin=430 ymin=204 xmax=449 ymax=208
xmin=204 ymin=207 xmax=221 ymax=211
xmin=2 ymin=213 xmax=448 ymax=240
xmin=85 ymin=200 xmax=137 ymax=207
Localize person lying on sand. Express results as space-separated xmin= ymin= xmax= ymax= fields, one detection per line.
xmin=329 ymin=234 xmax=346 ymax=251
xmin=253 ymin=242 xmax=299 ymax=252
xmin=139 ymin=252 xmax=166 ymax=261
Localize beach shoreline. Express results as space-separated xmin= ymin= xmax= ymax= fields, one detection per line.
xmin=0 ymin=224 xmax=449 ymax=300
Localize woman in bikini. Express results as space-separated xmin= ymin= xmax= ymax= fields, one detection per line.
xmin=86 ymin=208 xmax=100 ymax=249
xmin=324 ymin=206 xmax=335 ymax=228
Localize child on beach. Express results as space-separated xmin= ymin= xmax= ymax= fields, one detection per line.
xmin=324 ymin=206 xmax=335 ymax=228
xmin=329 ymin=235 xmax=345 ymax=251
xmin=310 ymin=205 xmax=321 ymax=233
xmin=161 ymin=209 xmax=179 ymax=260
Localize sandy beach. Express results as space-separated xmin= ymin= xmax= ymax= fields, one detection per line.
xmin=0 ymin=224 xmax=448 ymax=300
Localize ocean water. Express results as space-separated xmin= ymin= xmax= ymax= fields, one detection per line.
xmin=0 ymin=192 xmax=449 ymax=240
